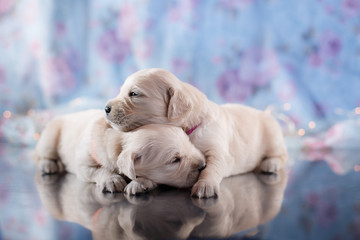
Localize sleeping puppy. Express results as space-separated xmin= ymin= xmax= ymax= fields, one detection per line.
xmin=35 ymin=109 xmax=206 ymax=195
xmin=105 ymin=68 xmax=288 ymax=198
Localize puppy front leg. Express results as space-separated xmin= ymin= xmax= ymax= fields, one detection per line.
xmin=124 ymin=177 xmax=157 ymax=196
xmin=258 ymin=157 xmax=283 ymax=174
xmin=191 ymin=154 xmax=224 ymax=198
xmin=75 ymin=147 xmax=127 ymax=193
xmin=38 ymin=159 xmax=65 ymax=174
xmin=78 ymin=165 xmax=127 ymax=193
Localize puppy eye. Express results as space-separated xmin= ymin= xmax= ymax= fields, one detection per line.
xmin=171 ymin=157 xmax=181 ymax=164
xmin=129 ymin=91 xmax=138 ymax=97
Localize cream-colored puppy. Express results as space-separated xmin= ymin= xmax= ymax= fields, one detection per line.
xmin=105 ymin=68 xmax=288 ymax=198
xmin=35 ymin=109 xmax=206 ymax=195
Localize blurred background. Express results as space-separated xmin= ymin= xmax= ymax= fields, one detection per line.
xmin=0 ymin=0 xmax=359 ymax=147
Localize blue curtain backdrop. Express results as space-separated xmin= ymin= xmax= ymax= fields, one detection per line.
xmin=0 ymin=1 xmax=360 ymax=239
xmin=0 ymin=0 xmax=359 ymax=145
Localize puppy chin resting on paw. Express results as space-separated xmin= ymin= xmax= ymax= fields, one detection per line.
xmin=35 ymin=109 xmax=206 ymax=195
xmin=105 ymin=68 xmax=288 ymax=198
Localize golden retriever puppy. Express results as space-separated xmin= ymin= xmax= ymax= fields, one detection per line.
xmin=105 ymin=68 xmax=288 ymax=198
xmin=35 ymin=172 xmax=122 ymax=235
xmin=35 ymin=109 xmax=206 ymax=195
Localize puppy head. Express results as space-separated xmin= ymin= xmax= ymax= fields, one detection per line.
xmin=117 ymin=124 xmax=206 ymax=188
xmin=105 ymin=68 xmax=204 ymax=132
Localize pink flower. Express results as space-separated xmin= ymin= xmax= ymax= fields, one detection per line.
xmin=308 ymin=31 xmax=342 ymax=67
xmin=169 ymin=8 xmax=182 ymax=22
xmin=276 ymin=80 xmax=296 ymax=101
xmin=238 ymin=48 xmax=280 ymax=87
xmin=133 ymin=38 xmax=153 ymax=61
xmin=220 ymin=0 xmax=254 ymax=10
xmin=35 ymin=209 xmax=47 ymax=226
xmin=320 ymin=31 xmax=342 ymax=58
xmin=46 ymin=57 xmax=76 ymax=96
xmin=167 ymin=0 xmax=198 ymax=22
xmin=118 ymin=4 xmax=139 ymax=41
xmin=171 ymin=58 xmax=190 ymax=74
xmin=55 ymin=22 xmax=66 ymax=38
xmin=42 ymin=48 xmax=81 ymax=98
xmin=342 ymin=0 xmax=360 ymax=17
xmin=217 ymin=48 xmax=280 ymax=102
xmin=97 ymin=30 xmax=130 ymax=63
xmin=217 ymin=69 xmax=253 ymax=102
xmin=309 ymin=53 xmax=322 ymax=66
xmin=0 ymin=0 xmax=14 ymax=15
xmin=0 ymin=184 xmax=9 ymax=207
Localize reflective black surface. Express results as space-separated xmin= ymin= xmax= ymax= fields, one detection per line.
xmin=1 ymin=144 xmax=360 ymax=240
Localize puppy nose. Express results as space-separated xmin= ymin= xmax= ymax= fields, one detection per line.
xmin=104 ymin=105 xmax=111 ymax=114
xmin=198 ymin=163 xmax=206 ymax=172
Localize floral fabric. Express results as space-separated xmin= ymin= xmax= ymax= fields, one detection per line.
xmin=0 ymin=0 xmax=359 ymax=145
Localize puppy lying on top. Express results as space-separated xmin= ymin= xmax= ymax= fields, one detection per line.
xmin=35 ymin=109 xmax=206 ymax=195
xmin=105 ymin=68 xmax=288 ymax=198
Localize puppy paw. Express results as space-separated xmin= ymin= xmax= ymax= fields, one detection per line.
xmin=125 ymin=194 xmax=153 ymax=205
xmin=191 ymin=196 xmax=218 ymax=209
xmin=259 ymin=157 xmax=282 ymax=173
xmin=258 ymin=169 xmax=285 ymax=185
xmin=39 ymin=159 xmax=64 ymax=174
xmin=99 ymin=175 xmax=127 ymax=193
xmin=191 ymin=180 xmax=219 ymax=199
xmin=125 ymin=178 xmax=157 ymax=196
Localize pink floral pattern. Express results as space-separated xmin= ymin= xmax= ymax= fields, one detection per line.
xmin=217 ymin=48 xmax=280 ymax=102
xmin=0 ymin=0 xmax=358 ymax=132
xmin=97 ymin=30 xmax=130 ymax=63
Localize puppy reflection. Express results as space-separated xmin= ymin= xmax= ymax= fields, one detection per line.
xmin=35 ymin=172 xmax=205 ymax=240
xmin=35 ymin=110 xmax=205 ymax=195
xmin=191 ymin=170 xmax=288 ymax=238
xmin=116 ymin=190 xmax=205 ymax=240
xmin=35 ymin=172 xmax=124 ymax=232
xmin=36 ymin=170 xmax=287 ymax=239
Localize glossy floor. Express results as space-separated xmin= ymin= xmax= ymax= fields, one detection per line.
xmin=1 ymin=144 xmax=360 ymax=240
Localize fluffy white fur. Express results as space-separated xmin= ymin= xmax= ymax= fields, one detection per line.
xmin=105 ymin=68 xmax=288 ymax=198
xmin=35 ymin=109 xmax=205 ymax=195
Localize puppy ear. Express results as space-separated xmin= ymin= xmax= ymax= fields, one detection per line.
xmin=117 ymin=151 xmax=136 ymax=180
xmin=167 ymin=87 xmax=192 ymax=120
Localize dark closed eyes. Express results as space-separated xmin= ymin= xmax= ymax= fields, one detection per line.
xmin=171 ymin=157 xmax=181 ymax=164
